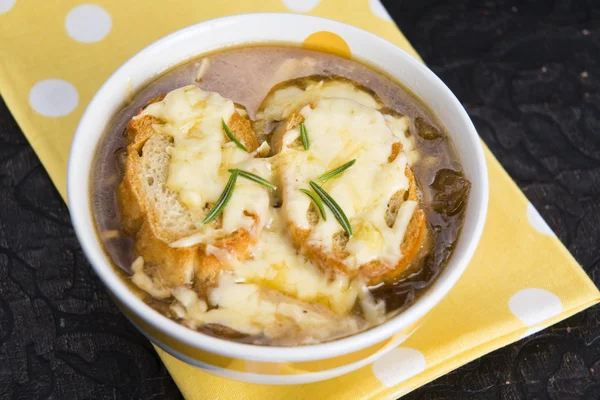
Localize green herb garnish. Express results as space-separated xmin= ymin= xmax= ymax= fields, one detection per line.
xmin=222 ymin=118 xmax=248 ymax=152
xmin=316 ymin=159 xmax=356 ymax=183
xmin=228 ymin=169 xmax=276 ymax=190
xmin=309 ymin=181 xmax=352 ymax=236
xmin=299 ymin=189 xmax=327 ymax=221
xmin=300 ymin=122 xmax=310 ymax=150
xmin=201 ymin=170 xmax=239 ymax=224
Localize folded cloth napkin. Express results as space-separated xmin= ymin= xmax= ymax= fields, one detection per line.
xmin=1 ymin=1 xmax=598 ymax=399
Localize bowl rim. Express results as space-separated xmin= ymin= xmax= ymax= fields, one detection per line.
xmin=67 ymin=12 xmax=488 ymax=363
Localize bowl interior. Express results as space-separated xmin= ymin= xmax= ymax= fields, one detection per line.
xmin=68 ymin=13 xmax=488 ymax=362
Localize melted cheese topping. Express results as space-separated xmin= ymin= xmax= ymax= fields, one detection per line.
xmin=384 ymin=114 xmax=420 ymax=165
xmin=131 ymin=256 xmax=170 ymax=299
xmin=170 ymin=273 xmax=364 ymax=344
xmin=173 ymin=208 xmax=386 ymax=340
xmin=209 ymin=208 xmax=360 ymax=314
xmin=278 ymin=99 xmax=416 ymax=269
xmin=140 ymin=86 xmax=270 ymax=239
xmin=258 ymin=78 xmax=419 ymax=165
xmin=130 ymin=85 xmax=422 ymax=345
xmin=258 ymin=79 xmax=382 ymax=123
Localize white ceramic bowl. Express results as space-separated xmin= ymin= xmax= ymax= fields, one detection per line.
xmin=68 ymin=13 xmax=488 ymax=385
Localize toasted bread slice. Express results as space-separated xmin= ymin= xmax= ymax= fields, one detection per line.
xmin=117 ymin=87 xmax=264 ymax=294
xmin=257 ymin=75 xmax=419 ymax=164
xmin=358 ymin=166 xmax=431 ymax=284
xmin=274 ymin=100 xmax=431 ymax=286
xmin=254 ymin=75 xmax=383 ymax=138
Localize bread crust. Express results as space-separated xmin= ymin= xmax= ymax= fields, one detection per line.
xmin=116 ymin=96 xmax=260 ymax=294
xmin=278 ymin=111 xmax=431 ymax=286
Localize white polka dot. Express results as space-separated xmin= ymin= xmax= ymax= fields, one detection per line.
xmin=29 ymin=79 xmax=79 ymax=117
xmin=369 ymin=0 xmax=393 ymax=21
xmin=0 ymin=0 xmax=15 ymax=14
xmin=281 ymin=0 xmax=320 ymax=12
xmin=65 ymin=5 xmax=112 ymax=43
xmin=526 ymin=203 xmax=555 ymax=236
xmin=372 ymin=347 xmax=426 ymax=388
xmin=509 ymin=288 xmax=563 ymax=326
xmin=521 ymin=326 xmax=545 ymax=339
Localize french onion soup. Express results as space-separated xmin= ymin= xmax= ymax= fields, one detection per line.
xmin=91 ymin=46 xmax=471 ymax=346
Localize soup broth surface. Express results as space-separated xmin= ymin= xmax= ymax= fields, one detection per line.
xmin=92 ymin=45 xmax=469 ymax=345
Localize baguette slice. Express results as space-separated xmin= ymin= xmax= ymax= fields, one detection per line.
xmin=117 ymin=89 xmax=263 ymax=295
xmin=254 ymin=75 xmax=383 ymax=139
xmin=257 ymin=75 xmax=419 ymax=164
xmin=273 ymin=99 xmax=431 ymax=286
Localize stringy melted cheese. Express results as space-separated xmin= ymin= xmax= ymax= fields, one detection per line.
xmin=384 ymin=114 xmax=420 ymax=165
xmin=170 ymin=274 xmax=364 ymax=345
xmin=207 ymin=208 xmax=360 ymax=314
xmin=278 ymin=98 xmax=416 ymax=269
xmin=140 ymin=85 xmax=270 ymax=238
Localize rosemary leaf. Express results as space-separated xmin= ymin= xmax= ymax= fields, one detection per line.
xmin=309 ymin=181 xmax=353 ymax=236
xmin=201 ymin=170 xmax=239 ymax=224
xmin=222 ymin=118 xmax=248 ymax=152
xmin=316 ymin=159 xmax=356 ymax=183
xmin=300 ymin=122 xmax=310 ymax=150
xmin=228 ymin=169 xmax=276 ymax=190
xmin=299 ymin=189 xmax=327 ymax=221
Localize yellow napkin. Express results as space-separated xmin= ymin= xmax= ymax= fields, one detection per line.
xmin=1 ymin=1 xmax=598 ymax=399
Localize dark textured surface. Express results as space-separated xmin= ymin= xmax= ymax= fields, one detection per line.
xmin=0 ymin=0 xmax=599 ymax=399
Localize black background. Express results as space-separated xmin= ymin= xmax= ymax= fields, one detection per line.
xmin=1 ymin=0 xmax=600 ymax=398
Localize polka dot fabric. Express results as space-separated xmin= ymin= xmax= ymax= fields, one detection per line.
xmin=29 ymin=79 xmax=79 ymax=117
xmin=0 ymin=0 xmax=15 ymax=14
xmin=65 ymin=5 xmax=112 ymax=43
xmin=0 ymin=2 xmax=598 ymax=399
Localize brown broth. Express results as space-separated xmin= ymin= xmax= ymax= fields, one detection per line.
xmin=91 ymin=45 xmax=469 ymax=344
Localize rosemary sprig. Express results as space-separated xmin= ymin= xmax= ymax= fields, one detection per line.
xmin=201 ymin=170 xmax=239 ymax=224
xmin=221 ymin=118 xmax=248 ymax=152
xmin=309 ymin=181 xmax=353 ymax=236
xmin=300 ymin=122 xmax=310 ymax=150
xmin=299 ymin=189 xmax=327 ymax=221
xmin=316 ymin=159 xmax=356 ymax=183
xmin=228 ymin=169 xmax=276 ymax=190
